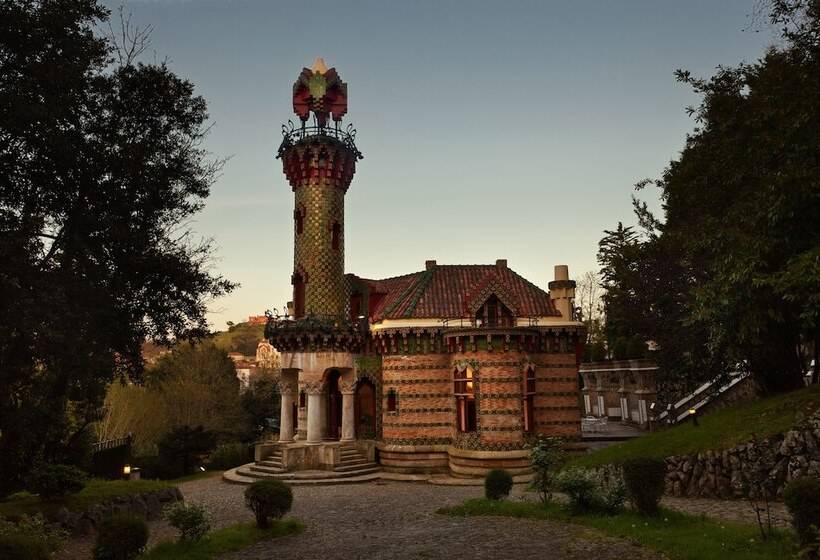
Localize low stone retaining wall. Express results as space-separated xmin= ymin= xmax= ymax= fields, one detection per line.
xmin=56 ymin=487 xmax=183 ymax=535
xmin=664 ymin=411 xmax=820 ymax=499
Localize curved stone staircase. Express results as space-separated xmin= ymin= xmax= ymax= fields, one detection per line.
xmin=224 ymin=443 xmax=381 ymax=485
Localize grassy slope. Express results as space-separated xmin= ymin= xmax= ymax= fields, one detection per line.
xmin=140 ymin=519 xmax=303 ymax=560
xmin=0 ymin=479 xmax=174 ymax=519
xmin=440 ymin=499 xmax=796 ymax=560
xmin=211 ymin=322 xmax=265 ymax=355
xmin=570 ymin=384 xmax=820 ymax=469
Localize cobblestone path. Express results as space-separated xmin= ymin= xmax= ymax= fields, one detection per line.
xmin=211 ymin=480 xmax=660 ymax=560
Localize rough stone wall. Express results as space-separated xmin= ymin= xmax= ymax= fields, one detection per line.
xmin=664 ymin=411 xmax=820 ymax=499
xmin=534 ymin=354 xmax=582 ymax=438
xmin=56 ymin=487 xmax=183 ymax=535
xmin=381 ymin=353 xmax=453 ymax=445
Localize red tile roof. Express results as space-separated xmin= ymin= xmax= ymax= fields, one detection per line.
xmin=350 ymin=264 xmax=560 ymax=321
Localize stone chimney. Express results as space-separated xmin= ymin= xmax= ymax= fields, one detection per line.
xmin=495 ymin=259 xmax=507 ymax=269
xmin=425 ymin=260 xmax=437 ymax=270
xmin=548 ymin=264 xmax=576 ymax=320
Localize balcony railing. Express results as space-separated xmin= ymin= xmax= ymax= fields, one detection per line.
xmin=276 ymin=120 xmax=363 ymax=160
xmin=264 ymin=311 xmax=368 ymax=338
xmin=441 ymin=317 xmax=540 ymax=329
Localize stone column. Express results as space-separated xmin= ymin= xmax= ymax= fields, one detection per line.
xmin=318 ymin=391 xmax=328 ymax=440
xmin=341 ymin=383 xmax=356 ymax=441
xmin=305 ymin=381 xmax=324 ymax=444
xmin=278 ymin=383 xmax=295 ymax=443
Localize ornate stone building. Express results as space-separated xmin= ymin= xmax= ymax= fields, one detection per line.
xmin=232 ymin=60 xmax=585 ymax=483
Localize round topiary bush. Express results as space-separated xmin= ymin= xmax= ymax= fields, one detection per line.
xmin=93 ymin=514 xmax=149 ymax=560
xmin=0 ymin=533 xmax=51 ymax=560
xmin=784 ymin=477 xmax=820 ymax=546
xmin=484 ymin=469 xmax=514 ymax=501
xmin=622 ymin=457 xmax=666 ymax=516
xmin=244 ymin=479 xmax=293 ymax=529
xmin=26 ymin=464 xmax=86 ymax=500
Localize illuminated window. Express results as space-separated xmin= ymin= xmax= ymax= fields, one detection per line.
xmin=386 ymin=388 xmax=398 ymax=413
xmin=523 ymin=367 xmax=536 ymax=433
xmin=454 ymin=367 xmax=477 ymax=432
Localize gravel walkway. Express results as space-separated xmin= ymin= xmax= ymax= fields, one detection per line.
xmin=55 ymin=475 xmax=793 ymax=560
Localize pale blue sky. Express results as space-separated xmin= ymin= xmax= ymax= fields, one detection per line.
xmin=106 ymin=0 xmax=776 ymax=328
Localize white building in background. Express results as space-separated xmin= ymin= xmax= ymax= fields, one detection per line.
xmin=229 ymin=341 xmax=281 ymax=390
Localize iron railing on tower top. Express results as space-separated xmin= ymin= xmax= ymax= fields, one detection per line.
xmin=264 ymin=310 xmax=369 ymax=339
xmin=276 ymin=119 xmax=363 ymax=160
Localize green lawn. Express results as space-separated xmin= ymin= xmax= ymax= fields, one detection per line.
xmin=140 ymin=519 xmax=303 ymax=560
xmin=570 ymin=384 xmax=820 ymax=469
xmin=440 ymin=499 xmax=796 ymax=560
xmin=0 ymin=479 xmax=174 ymax=519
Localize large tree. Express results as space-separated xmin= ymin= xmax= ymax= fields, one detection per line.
xmin=602 ymin=0 xmax=820 ymax=395
xmin=0 ymin=1 xmax=234 ymax=494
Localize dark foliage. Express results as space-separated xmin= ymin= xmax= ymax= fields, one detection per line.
xmin=244 ymin=479 xmax=293 ymax=529
xmin=93 ymin=514 xmax=148 ymax=560
xmin=157 ymin=426 xmax=216 ymax=479
xmin=240 ymin=373 xmax=281 ymax=439
xmin=598 ymin=0 xmax=820 ymax=397
xmin=0 ymin=533 xmax=51 ymax=560
xmin=484 ymin=469 xmax=514 ymax=501
xmin=622 ymin=458 xmax=666 ymax=516
xmin=0 ymin=0 xmax=234 ymax=496
xmin=784 ymin=477 xmax=820 ymax=545
xmin=26 ymin=464 xmax=87 ymax=500
xmin=207 ymin=443 xmax=253 ymax=471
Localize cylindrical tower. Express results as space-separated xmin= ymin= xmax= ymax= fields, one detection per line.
xmin=277 ymin=59 xmax=362 ymax=319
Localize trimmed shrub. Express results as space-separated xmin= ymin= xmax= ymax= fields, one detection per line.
xmin=0 ymin=532 xmax=51 ymax=560
xmin=244 ymin=480 xmax=293 ymax=529
xmin=163 ymin=502 xmax=212 ymax=542
xmin=93 ymin=514 xmax=148 ymax=560
xmin=784 ymin=477 xmax=820 ymax=546
xmin=26 ymin=464 xmax=86 ymax=500
xmin=484 ymin=469 xmax=514 ymax=501
xmin=622 ymin=457 xmax=666 ymax=515
xmin=556 ymin=468 xmax=625 ymax=515
xmin=207 ymin=443 xmax=253 ymax=471
xmin=157 ymin=425 xmax=216 ymax=479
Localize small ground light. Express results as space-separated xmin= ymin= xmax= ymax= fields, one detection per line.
xmin=122 ymin=465 xmax=131 ymax=479
xmin=689 ymin=408 xmax=699 ymax=426
xmin=199 ymin=466 xmax=206 ymax=472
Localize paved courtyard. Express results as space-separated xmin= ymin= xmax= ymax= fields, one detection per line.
xmin=56 ymin=475 xmax=791 ymax=559
xmin=209 ymin=479 xmax=660 ymax=560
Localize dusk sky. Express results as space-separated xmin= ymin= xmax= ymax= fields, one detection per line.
xmin=106 ymin=0 xmax=777 ymax=329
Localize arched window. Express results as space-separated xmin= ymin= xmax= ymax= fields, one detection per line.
xmin=331 ymin=221 xmax=341 ymax=250
xmin=294 ymin=207 xmax=304 ymax=235
xmin=386 ymin=388 xmax=398 ymax=413
xmin=292 ymin=272 xmax=305 ymax=318
xmin=523 ymin=366 xmax=536 ymax=433
xmin=454 ymin=366 xmax=477 ymax=432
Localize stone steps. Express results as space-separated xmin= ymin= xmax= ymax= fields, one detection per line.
xmin=225 ymin=464 xmax=382 ymax=485
xmin=333 ymin=462 xmax=379 ymax=473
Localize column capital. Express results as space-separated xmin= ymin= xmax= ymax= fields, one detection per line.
xmin=302 ymin=380 xmax=325 ymax=395
xmin=340 ymin=380 xmax=356 ymax=394
xmin=278 ymin=381 xmax=297 ymax=395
